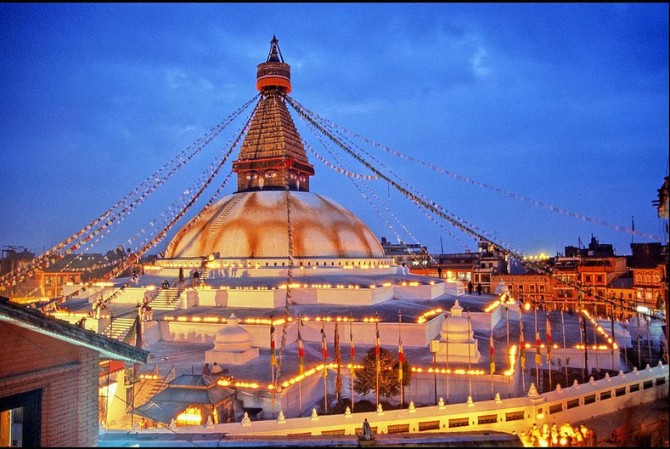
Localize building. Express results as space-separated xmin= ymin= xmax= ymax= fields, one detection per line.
xmin=0 ymin=296 xmax=147 ymax=446
xmin=629 ymin=243 xmax=667 ymax=312
xmin=489 ymin=233 xmax=669 ymax=319
xmin=380 ymin=237 xmax=431 ymax=270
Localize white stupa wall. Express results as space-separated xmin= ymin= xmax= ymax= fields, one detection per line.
xmin=394 ymin=282 xmax=446 ymax=300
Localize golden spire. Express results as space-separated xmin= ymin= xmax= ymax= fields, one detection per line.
xmin=232 ymin=37 xmax=314 ymax=192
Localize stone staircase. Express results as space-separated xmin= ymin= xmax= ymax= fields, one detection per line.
xmin=103 ymin=317 xmax=136 ymax=342
xmin=151 ymin=287 xmax=182 ymax=310
xmin=131 ymin=365 xmax=176 ymax=410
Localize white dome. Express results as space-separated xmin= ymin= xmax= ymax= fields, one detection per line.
xmin=213 ymin=322 xmax=253 ymax=352
xmin=164 ymin=191 xmax=384 ymax=259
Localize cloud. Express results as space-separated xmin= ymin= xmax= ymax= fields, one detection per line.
xmin=471 ymin=46 xmax=492 ymax=78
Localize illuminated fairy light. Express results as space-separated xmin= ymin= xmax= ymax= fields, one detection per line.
xmin=416 ymin=308 xmax=444 ymax=324
xmin=581 ymin=309 xmax=617 ymax=350
xmin=412 ymin=366 xmax=486 ymax=376
xmin=504 ymin=344 xmax=518 ymax=376
xmin=484 ymin=300 xmax=500 ymax=313
xmin=217 ymin=362 xmax=355 ymax=391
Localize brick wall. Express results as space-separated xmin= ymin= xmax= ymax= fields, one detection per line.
xmin=0 ymin=322 xmax=101 ymax=447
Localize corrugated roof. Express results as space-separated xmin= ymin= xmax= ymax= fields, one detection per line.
xmin=134 ymin=374 xmax=234 ymax=424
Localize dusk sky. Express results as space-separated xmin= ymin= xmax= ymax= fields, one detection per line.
xmin=1 ymin=3 xmax=668 ymax=260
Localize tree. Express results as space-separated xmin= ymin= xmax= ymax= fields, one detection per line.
xmin=353 ymin=347 xmax=411 ymax=399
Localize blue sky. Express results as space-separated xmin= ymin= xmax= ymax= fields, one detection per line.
xmin=1 ymin=3 xmax=668 ymax=259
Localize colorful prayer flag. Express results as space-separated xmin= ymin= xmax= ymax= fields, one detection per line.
xmin=546 ymin=317 xmax=552 ymax=363
xmin=321 ymin=326 xmax=328 ymax=359
xmin=297 ymin=319 xmax=305 ymax=375
xmin=321 ymin=325 xmax=328 ymax=378
xmin=490 ymin=328 xmax=495 ymax=374
xmin=398 ymin=337 xmax=405 ymax=381
xmin=375 ymin=316 xmax=381 ymax=374
xmin=270 ymin=321 xmax=277 ymax=367
xmin=519 ymin=309 xmax=526 ymax=370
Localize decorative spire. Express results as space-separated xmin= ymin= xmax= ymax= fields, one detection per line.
xmin=233 ymin=37 xmax=314 ymax=193
xmin=266 ymin=35 xmax=284 ymax=63
xmin=256 ymin=36 xmax=291 ymax=93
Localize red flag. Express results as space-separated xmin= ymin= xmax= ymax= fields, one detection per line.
xmin=398 ymin=337 xmax=404 ymax=381
xmin=490 ymin=328 xmax=495 ymax=374
xmin=321 ymin=326 xmax=328 ymax=360
xmin=535 ymin=331 xmax=542 ymax=365
xmin=519 ymin=308 xmax=526 ymax=370
xmin=375 ymin=317 xmax=381 ymax=374
xmin=298 ymin=319 xmax=304 ymax=375
xmin=270 ymin=321 xmax=277 ymax=367
xmin=546 ymin=317 xmax=552 ymax=363
xmin=321 ymin=325 xmax=328 ymax=378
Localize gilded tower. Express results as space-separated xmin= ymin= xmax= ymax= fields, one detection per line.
xmin=232 ymin=36 xmax=315 ymax=193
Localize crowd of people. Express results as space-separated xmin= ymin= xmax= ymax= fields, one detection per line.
xmin=522 ymin=422 xmax=595 ymax=447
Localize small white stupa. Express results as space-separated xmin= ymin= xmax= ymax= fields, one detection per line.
xmin=205 ymin=313 xmax=259 ymax=365
xmin=435 ymin=300 xmax=481 ymax=363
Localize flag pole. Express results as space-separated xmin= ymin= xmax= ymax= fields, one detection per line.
xmin=445 ymin=312 xmax=450 ymax=403
xmin=534 ymin=305 xmax=540 ymax=389
xmin=270 ymin=316 xmax=276 ymax=418
xmin=335 ymin=321 xmax=342 ymax=405
xmin=375 ymin=312 xmax=380 ymax=409
xmin=350 ymin=314 xmax=355 ymax=412
xmin=398 ymin=310 xmax=404 ymax=409
xmin=519 ymin=303 xmax=526 ymax=392
xmin=444 ymin=317 xmax=449 ymax=404
xmin=490 ymin=316 xmax=495 ymax=398
xmin=546 ymin=314 xmax=552 ymax=390
xmin=297 ymin=315 xmax=304 ymax=416
xmin=321 ymin=323 xmax=328 ymax=413
xmin=467 ymin=312 xmax=472 ymax=398
xmin=561 ymin=307 xmax=568 ymax=385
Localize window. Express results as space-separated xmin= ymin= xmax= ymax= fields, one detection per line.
xmin=600 ymin=391 xmax=611 ymax=400
xmin=549 ymin=403 xmax=563 ymax=414
xmin=584 ymin=394 xmax=596 ymax=405
xmin=505 ymin=411 xmax=524 ymax=421
xmin=387 ymin=423 xmax=410 ymax=434
xmin=0 ymin=389 xmax=42 ymax=447
xmin=418 ymin=420 xmax=440 ymax=431
xmin=477 ymin=414 xmax=498 ymax=425
xmin=448 ymin=417 xmax=470 ymax=428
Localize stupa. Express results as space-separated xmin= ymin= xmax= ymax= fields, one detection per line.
xmin=205 ymin=313 xmax=258 ymax=365
xmin=435 ymin=299 xmax=481 ymax=362
xmin=148 ymin=36 xmax=456 ymax=307
xmin=162 ymin=36 xmax=387 ymax=265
